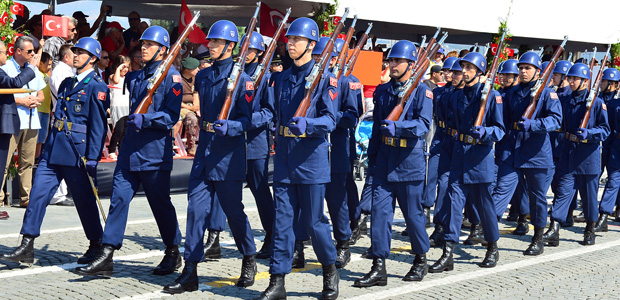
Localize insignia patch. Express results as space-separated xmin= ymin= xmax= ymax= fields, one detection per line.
xmin=245 ymin=92 xmax=254 ymax=103
xmin=96 ymin=48 xmax=100 ymax=54
xmin=550 ymin=92 xmax=558 ymax=99
xmin=97 ymin=92 xmax=106 ymax=101
xmin=172 ymin=87 xmax=181 ymax=96
xmin=246 ymin=81 xmax=254 ymax=91
xmin=172 ymin=75 xmax=182 ymax=83
xmin=583 ymin=70 xmax=587 ymax=76
xmin=329 ymin=77 xmax=338 ymax=87
xmin=349 ymin=82 xmax=362 ymax=90
xmin=230 ymin=31 xmax=235 ymax=38
xmin=612 ymin=74 xmax=616 ymax=78
xmin=311 ymin=30 xmax=317 ymax=37
xmin=602 ymin=103 xmax=607 ymax=111
xmin=80 ymin=90 xmax=86 ymax=95
xmin=329 ymin=90 xmax=337 ymax=101
xmin=495 ymin=96 xmax=502 ymax=104
xmin=425 ymin=90 xmax=433 ymax=99
xmin=164 ymin=36 xmax=168 ymax=42
xmin=74 ymin=103 xmax=82 ymax=112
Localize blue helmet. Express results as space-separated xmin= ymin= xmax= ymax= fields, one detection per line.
xmin=334 ymin=38 xmax=345 ymax=54
xmin=285 ymin=17 xmax=319 ymax=42
xmin=450 ymin=58 xmax=463 ymax=72
xmin=602 ymin=68 xmax=620 ymax=82
xmin=140 ymin=26 xmax=170 ymax=48
xmin=442 ymin=57 xmax=458 ymax=70
xmin=498 ymin=59 xmax=519 ymax=74
xmin=240 ymin=32 xmax=265 ymax=51
xmin=541 ymin=61 xmax=550 ymax=72
xmin=517 ymin=51 xmax=542 ymax=69
xmin=460 ymin=52 xmax=487 ymax=73
xmin=312 ymin=37 xmax=337 ymax=57
xmin=567 ymin=63 xmax=591 ymax=80
xmin=387 ymin=40 xmax=417 ymax=62
xmin=72 ymin=37 xmax=102 ymax=59
xmin=207 ymin=20 xmax=239 ymax=43
xmin=553 ymin=60 xmax=572 ymax=75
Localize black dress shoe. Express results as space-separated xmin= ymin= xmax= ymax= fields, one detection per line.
xmin=1 ymin=235 xmax=35 ymax=264
xmin=512 ymin=215 xmax=529 ymax=235
xmin=237 ymin=255 xmax=257 ymax=287
xmin=349 ymin=221 xmax=361 ymax=245
xmin=163 ymin=261 xmax=199 ymax=294
xmin=255 ymin=274 xmax=286 ymax=300
xmin=154 ymin=245 xmax=182 ymax=275
xmin=291 ymin=240 xmax=305 ymax=269
xmin=429 ymin=240 xmax=454 ymax=273
xmin=594 ymin=213 xmax=609 ymax=232
xmin=424 ymin=207 xmax=431 ymax=228
xmin=429 ymin=224 xmax=444 ymax=248
xmin=354 ymin=257 xmax=387 ymax=287
xmin=524 ymin=227 xmax=545 ymax=256
xmin=77 ymin=240 xmax=102 ymax=264
xmin=582 ymin=221 xmax=596 ymax=246
xmin=463 ymin=223 xmax=484 ymax=245
xmin=335 ymin=240 xmax=350 ymax=269
xmin=542 ymin=220 xmax=560 ymax=247
xmin=203 ymin=231 xmax=221 ymax=260
xmin=256 ymin=233 xmax=272 ymax=259
xmin=479 ymin=242 xmax=499 ymax=268
xmin=401 ymin=228 xmax=409 ymax=236
xmin=322 ymin=264 xmax=339 ymax=300
xmin=404 ymin=254 xmax=427 ymax=281
xmin=75 ymin=244 xmax=115 ymax=277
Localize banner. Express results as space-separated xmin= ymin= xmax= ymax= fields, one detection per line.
xmin=179 ymin=0 xmax=207 ymax=44
xmin=259 ymin=2 xmax=291 ymax=39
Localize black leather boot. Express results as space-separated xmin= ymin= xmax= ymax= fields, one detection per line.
xmin=479 ymin=241 xmax=499 ymax=268
xmin=203 ymin=231 xmax=221 ymax=260
xmin=361 ymin=246 xmax=372 ymax=259
xmin=335 ymin=240 xmax=350 ymax=269
xmin=424 ymin=207 xmax=431 ymax=228
xmin=255 ymin=274 xmax=286 ymax=300
xmin=77 ymin=239 xmax=102 ymax=264
xmin=429 ymin=240 xmax=454 ymax=273
xmin=542 ymin=219 xmax=560 ymax=247
xmin=429 ymin=224 xmax=444 ymax=247
xmin=574 ymin=211 xmax=586 ymax=223
xmin=353 ymin=257 xmax=387 ymax=287
xmin=322 ymin=264 xmax=339 ymax=300
xmin=594 ymin=213 xmax=609 ymax=232
xmin=512 ymin=215 xmax=529 ymax=235
xmin=404 ymin=253 xmax=427 ymax=281
xmin=524 ymin=227 xmax=544 ymax=256
xmin=154 ymin=245 xmax=182 ymax=275
xmin=291 ymin=240 xmax=305 ymax=269
xmin=237 ymin=254 xmax=257 ymax=287
xmin=349 ymin=221 xmax=361 ymax=245
xmin=1 ymin=235 xmax=35 ymax=264
xmin=163 ymin=261 xmax=199 ymax=294
xmin=582 ymin=221 xmax=596 ymax=246
xmin=359 ymin=214 xmax=368 ymax=234
xmin=615 ymin=206 xmax=620 ymax=222
xmin=256 ymin=232 xmax=272 ymax=259
xmin=463 ymin=223 xmax=484 ymax=245
xmin=401 ymin=228 xmax=409 ymax=236
xmin=75 ymin=244 xmax=114 ymax=276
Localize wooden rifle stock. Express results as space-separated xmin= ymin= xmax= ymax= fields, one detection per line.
xmin=579 ymin=45 xmax=610 ymax=130
xmin=343 ymin=23 xmax=372 ymax=78
xmin=217 ymin=2 xmax=261 ymax=121
xmin=333 ymin=14 xmax=357 ymax=80
xmin=134 ymin=11 xmax=201 ymax=114
xmin=415 ymin=27 xmax=440 ymax=69
xmin=522 ymin=36 xmax=568 ymax=119
xmin=252 ymin=7 xmax=291 ymax=87
xmin=474 ymin=30 xmax=506 ymax=127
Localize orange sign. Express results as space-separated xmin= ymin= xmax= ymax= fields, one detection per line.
xmin=348 ymin=50 xmax=383 ymax=86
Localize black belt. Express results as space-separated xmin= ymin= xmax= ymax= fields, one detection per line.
xmin=458 ymin=133 xmax=481 ymax=145
xmin=53 ymin=119 xmax=87 ymax=133
xmin=565 ymin=132 xmax=588 ymax=144
xmin=278 ymin=125 xmax=306 ymax=138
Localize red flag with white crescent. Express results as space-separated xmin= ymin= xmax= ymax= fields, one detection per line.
xmin=10 ymin=2 xmax=24 ymax=17
xmin=42 ymin=15 xmax=68 ymax=38
xmin=0 ymin=12 xmax=9 ymax=25
xmin=259 ymin=2 xmax=293 ymax=39
xmin=179 ymin=0 xmax=207 ymax=44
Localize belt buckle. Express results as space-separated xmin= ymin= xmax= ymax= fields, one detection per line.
xmin=386 ymin=137 xmax=395 ymax=146
xmin=570 ymin=134 xmax=577 ymax=142
xmin=466 ymin=135 xmax=474 ymax=144
xmin=55 ymin=120 xmax=63 ymax=131
xmin=284 ymin=126 xmax=295 ymax=137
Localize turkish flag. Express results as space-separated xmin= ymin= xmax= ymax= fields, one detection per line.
xmin=43 ymin=15 xmax=68 ymax=38
xmin=7 ymin=43 xmax=14 ymax=56
xmin=10 ymin=2 xmax=24 ymax=17
xmin=179 ymin=0 xmax=207 ymax=44
xmin=0 ymin=11 xmax=8 ymax=25
xmin=259 ymin=2 xmax=292 ymax=39
xmin=491 ymin=43 xmax=515 ymax=57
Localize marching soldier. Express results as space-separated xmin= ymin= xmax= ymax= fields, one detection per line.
xmin=164 ymin=20 xmax=258 ymax=293
xmin=544 ymin=63 xmax=609 ymax=246
xmin=430 ymin=52 xmax=505 ymax=272
xmin=76 ymin=26 xmax=184 ymax=277
xmin=255 ymin=17 xmax=339 ymax=300
xmin=354 ymin=40 xmax=433 ymax=287
xmin=1 ymin=37 xmax=108 ymax=265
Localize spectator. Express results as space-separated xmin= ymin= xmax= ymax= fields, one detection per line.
xmin=458 ymin=49 xmax=470 ymax=58
xmin=101 ymin=22 xmax=130 ymax=61
xmin=139 ymin=21 xmax=149 ymax=34
xmin=445 ymin=50 xmax=458 ymax=58
xmin=276 ymin=37 xmax=292 ymax=70
xmin=49 ymin=45 xmax=75 ymax=107
xmin=423 ymin=65 xmax=443 ymax=90
xmin=123 ymin=11 xmax=142 ymax=51
xmin=270 ymin=53 xmax=283 ymax=73
xmin=128 ymin=47 xmax=143 ymax=71
xmin=43 ymin=16 xmax=77 ymax=69
xmin=24 ymin=15 xmax=43 ymax=50
xmin=107 ymin=55 xmax=132 ymax=160
xmin=73 ymin=4 xmax=109 ymax=39
xmin=178 ymin=57 xmax=200 ymax=156
xmin=12 ymin=5 xmax=30 ymax=30
xmin=94 ymin=50 xmax=111 ymax=83
xmin=35 ymin=52 xmax=53 ymax=159
xmin=194 ymin=51 xmax=212 ymax=70
xmin=0 ymin=36 xmax=46 ymax=208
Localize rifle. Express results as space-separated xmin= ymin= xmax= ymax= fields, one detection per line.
xmin=483 ymin=43 xmax=491 ymax=57
xmin=332 ymin=14 xmax=357 ymax=80
xmin=252 ymin=7 xmax=291 ymax=87
xmin=474 ymin=30 xmax=506 ymax=127
xmin=472 ymin=43 xmax=478 ymax=52
xmin=578 ymin=45 xmax=610 ymax=131
xmin=384 ymin=32 xmax=448 ymax=122
xmin=588 ymin=47 xmax=597 ymax=89
xmin=568 ymin=52 xmax=573 ymax=61
xmin=419 ymin=35 xmax=427 ymax=50
xmin=522 ymin=36 xmax=568 ymax=119
xmin=292 ymin=8 xmax=349 ymax=118
xmin=537 ymin=46 xmax=544 ymax=57
xmin=217 ymin=2 xmax=261 ymax=121
xmin=134 ymin=11 xmax=200 ymax=114
xmin=342 ymin=22 xmax=373 ymax=78
xmin=415 ymin=27 xmax=440 ymax=69
xmin=0 ymin=88 xmax=36 ymax=94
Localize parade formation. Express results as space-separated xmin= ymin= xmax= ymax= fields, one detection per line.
xmin=1 ymin=1 xmax=620 ymax=299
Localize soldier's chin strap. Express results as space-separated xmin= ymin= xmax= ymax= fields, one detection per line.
xmin=147 ymin=45 xmax=163 ymax=64
xmin=293 ymin=41 xmax=312 ymax=61
xmin=396 ymin=61 xmax=413 ymax=81
xmin=521 ymin=70 xmax=540 ymax=85
xmin=603 ymin=82 xmax=618 ymax=93
xmin=576 ymin=78 xmax=586 ymax=91
xmin=77 ymin=55 xmax=95 ymax=71
xmin=215 ymin=42 xmax=232 ymax=61
xmin=464 ymin=70 xmax=481 ymax=85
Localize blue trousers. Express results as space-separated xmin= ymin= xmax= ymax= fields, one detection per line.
xmin=551 ymin=172 xmax=599 ymax=223
xmin=206 ymin=195 xmax=226 ymax=231
xmin=600 ymin=166 xmax=620 ymax=215
xmin=247 ymin=158 xmax=275 ymax=234
xmin=345 ymin=171 xmax=360 ymax=222
xmin=355 ymin=175 xmax=373 ymax=219
xmin=326 ymin=172 xmax=352 ymax=241
xmin=444 ymin=178 xmax=499 ymax=244
xmin=422 ymin=139 xmax=441 ymax=208
xmin=101 ymin=167 xmax=181 ymax=249
xmin=184 ymin=177 xmax=256 ymax=262
xmin=370 ymin=177 xmax=429 ymax=257
xmin=432 ymin=170 xmax=450 ymax=225
xmin=270 ymin=183 xmax=336 ymax=275
xmin=493 ymin=162 xmax=530 ymax=217
xmin=21 ymin=159 xmax=103 ymax=240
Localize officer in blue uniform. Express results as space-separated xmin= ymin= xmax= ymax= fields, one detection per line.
xmin=430 ymin=52 xmax=505 ymax=272
xmin=165 ymin=21 xmax=258 ymax=294
xmin=354 ymin=40 xmax=433 ymax=287
xmin=76 ymin=27 xmax=183 ymax=277
xmin=1 ymin=37 xmax=108 ymax=265
xmin=255 ymin=17 xmax=339 ymax=300
xmin=544 ymin=63 xmax=609 ymax=246
xmin=594 ymin=68 xmax=619 ymax=231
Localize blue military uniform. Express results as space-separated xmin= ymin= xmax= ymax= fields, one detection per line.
xmin=599 ymin=91 xmax=620 ymax=216
xmin=346 ymin=74 xmax=364 ymax=225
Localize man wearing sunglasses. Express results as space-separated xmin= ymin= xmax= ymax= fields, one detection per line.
xmin=43 ymin=16 xmax=78 ymax=69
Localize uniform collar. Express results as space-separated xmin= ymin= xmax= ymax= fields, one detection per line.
xmin=143 ymin=60 xmax=163 ymax=75
xmin=212 ymin=57 xmax=234 ymax=77
xmin=244 ymin=61 xmax=258 ymax=76
xmin=290 ymin=60 xmax=313 ymax=83
xmin=75 ymin=69 xmax=94 ymax=83
xmin=572 ymin=88 xmax=588 ymax=102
